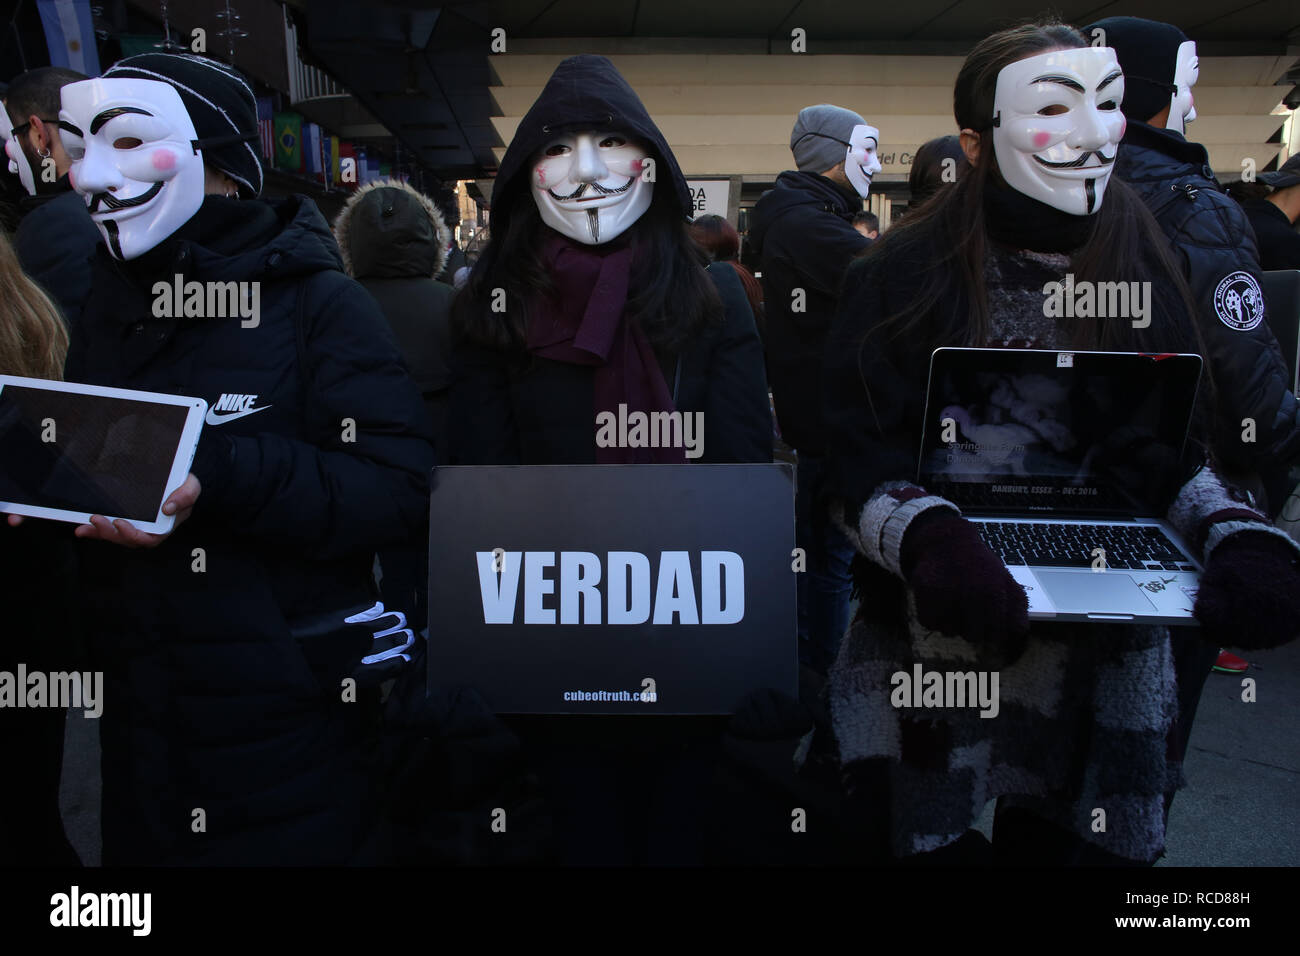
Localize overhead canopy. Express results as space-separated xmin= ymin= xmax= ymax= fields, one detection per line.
xmin=300 ymin=0 xmax=1300 ymax=181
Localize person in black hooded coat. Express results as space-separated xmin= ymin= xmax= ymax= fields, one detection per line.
xmin=449 ymin=54 xmax=771 ymax=864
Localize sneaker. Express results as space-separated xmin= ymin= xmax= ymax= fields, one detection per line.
xmin=1212 ymin=649 xmax=1249 ymax=674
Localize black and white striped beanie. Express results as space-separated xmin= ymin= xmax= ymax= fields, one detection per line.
xmin=103 ymin=53 xmax=263 ymax=198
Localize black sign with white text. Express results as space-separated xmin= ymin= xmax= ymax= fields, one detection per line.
xmin=427 ymin=464 xmax=796 ymax=714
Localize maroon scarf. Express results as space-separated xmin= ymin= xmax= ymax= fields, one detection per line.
xmin=526 ymin=232 xmax=684 ymax=463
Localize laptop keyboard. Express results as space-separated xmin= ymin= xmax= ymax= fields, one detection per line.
xmin=975 ymin=521 xmax=1197 ymax=571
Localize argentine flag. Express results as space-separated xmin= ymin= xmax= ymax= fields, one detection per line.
xmin=37 ymin=0 xmax=102 ymax=76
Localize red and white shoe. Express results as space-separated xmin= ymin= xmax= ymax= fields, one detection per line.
xmin=1212 ymin=649 xmax=1249 ymax=674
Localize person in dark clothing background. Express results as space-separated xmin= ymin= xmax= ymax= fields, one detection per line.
xmin=449 ymin=54 xmax=770 ymax=864
xmin=688 ymin=212 xmax=764 ymax=334
xmin=1091 ymin=16 xmax=1300 ymax=496
xmin=0 ymin=230 xmax=81 ymax=866
xmin=334 ymin=176 xmax=454 ymax=630
xmin=748 ymin=104 xmax=872 ymax=678
xmin=1232 ymin=154 xmax=1300 ymax=271
xmin=851 ymin=211 xmax=879 ymax=240
xmin=52 ymin=53 xmax=433 ymax=865
xmin=3 ymin=67 xmax=100 ymax=324
xmin=1090 ymin=14 xmax=1300 ymax=826
xmin=908 ymin=134 xmax=969 ymax=209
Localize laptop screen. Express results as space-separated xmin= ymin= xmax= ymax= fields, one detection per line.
xmin=918 ymin=349 xmax=1202 ymax=516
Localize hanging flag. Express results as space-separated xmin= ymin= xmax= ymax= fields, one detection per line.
xmin=274 ymin=112 xmax=303 ymax=173
xmin=36 ymin=0 xmax=102 ymax=75
xmin=256 ymin=98 xmax=274 ymax=160
xmin=302 ymin=124 xmax=321 ymax=176
xmin=319 ymin=131 xmax=331 ymax=184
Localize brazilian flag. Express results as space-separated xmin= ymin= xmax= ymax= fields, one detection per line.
xmin=274 ymin=112 xmax=303 ymax=172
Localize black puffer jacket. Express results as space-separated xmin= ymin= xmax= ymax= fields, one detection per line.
xmin=15 ymin=177 xmax=101 ymax=325
xmin=1115 ymin=122 xmax=1300 ymax=474
xmin=335 ymin=178 xmax=455 ymax=459
xmin=748 ymin=170 xmax=869 ymax=453
xmin=64 ymin=194 xmax=435 ymax=865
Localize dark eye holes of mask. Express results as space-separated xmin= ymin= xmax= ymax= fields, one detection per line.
xmin=1036 ymin=100 xmax=1120 ymax=116
xmin=543 ymin=135 xmax=629 ymax=157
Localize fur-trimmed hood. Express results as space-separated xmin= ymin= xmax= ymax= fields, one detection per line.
xmin=333 ymin=177 xmax=451 ymax=280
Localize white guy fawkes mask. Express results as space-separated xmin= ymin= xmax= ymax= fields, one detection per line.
xmin=845 ymin=123 xmax=882 ymax=199
xmin=530 ymin=129 xmax=653 ymax=245
xmin=1168 ymin=40 xmax=1199 ymax=135
xmin=991 ymin=46 xmax=1126 ymax=216
xmin=58 ymin=78 xmax=205 ymax=260
xmin=1 ymin=101 xmax=37 ymax=196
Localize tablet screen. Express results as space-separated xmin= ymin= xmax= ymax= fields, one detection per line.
xmin=0 ymin=384 xmax=191 ymax=523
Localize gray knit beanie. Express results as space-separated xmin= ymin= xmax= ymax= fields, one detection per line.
xmin=790 ymin=104 xmax=868 ymax=173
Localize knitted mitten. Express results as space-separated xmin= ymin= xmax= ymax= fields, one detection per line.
xmin=900 ymin=508 xmax=1030 ymax=662
xmin=1194 ymin=531 xmax=1300 ymax=650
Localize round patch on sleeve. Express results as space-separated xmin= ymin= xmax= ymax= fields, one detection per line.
xmin=1213 ymin=271 xmax=1265 ymax=331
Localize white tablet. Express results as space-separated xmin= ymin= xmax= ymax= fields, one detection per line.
xmin=0 ymin=375 xmax=207 ymax=534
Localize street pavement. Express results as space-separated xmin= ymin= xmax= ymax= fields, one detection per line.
xmin=60 ymin=637 xmax=1300 ymax=867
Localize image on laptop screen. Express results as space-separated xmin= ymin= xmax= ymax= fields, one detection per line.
xmin=0 ymin=384 xmax=191 ymax=523
xmin=919 ymin=350 xmax=1202 ymax=515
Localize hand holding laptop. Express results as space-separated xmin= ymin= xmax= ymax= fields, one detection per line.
xmin=1194 ymin=530 xmax=1300 ymax=650
xmin=901 ymin=507 xmax=1030 ymax=663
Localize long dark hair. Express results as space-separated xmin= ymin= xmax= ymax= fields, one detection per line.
xmin=856 ymin=20 xmax=1222 ymax=464
xmin=453 ymin=148 xmax=722 ymax=353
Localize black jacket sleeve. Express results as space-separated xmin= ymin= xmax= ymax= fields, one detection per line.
xmin=1179 ymin=197 xmax=1300 ymax=466
xmin=822 ymin=252 xmax=929 ymax=512
xmin=196 ymin=271 xmax=435 ymax=559
xmin=14 ymin=193 xmax=100 ymax=326
xmin=700 ymin=262 xmax=772 ymax=463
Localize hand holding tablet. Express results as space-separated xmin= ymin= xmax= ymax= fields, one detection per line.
xmin=0 ymin=375 xmax=208 ymax=540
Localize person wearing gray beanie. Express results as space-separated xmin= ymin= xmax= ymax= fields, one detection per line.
xmin=790 ymin=104 xmax=867 ymax=175
xmin=749 ymin=104 xmax=877 ymax=680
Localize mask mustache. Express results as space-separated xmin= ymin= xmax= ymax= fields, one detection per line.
xmin=88 ymin=180 xmax=163 ymax=213
xmin=1034 ymin=149 xmax=1115 ymax=170
xmin=549 ymin=177 xmax=635 ymax=202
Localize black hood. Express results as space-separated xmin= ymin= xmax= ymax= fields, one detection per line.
xmin=748 ymin=170 xmax=859 ymax=253
xmin=492 ymin=55 xmax=691 ymax=231
xmin=333 ymin=178 xmax=450 ymax=280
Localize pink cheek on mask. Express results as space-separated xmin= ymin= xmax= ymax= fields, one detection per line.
xmin=1033 ymin=131 xmax=1052 ymax=149
xmin=535 ymin=165 xmax=546 ymax=186
xmin=151 ymin=150 xmax=176 ymax=172
xmin=67 ymin=169 xmax=75 ymax=190
xmin=630 ymin=158 xmax=644 ymax=174
xmin=1120 ymin=117 xmax=1127 ymax=138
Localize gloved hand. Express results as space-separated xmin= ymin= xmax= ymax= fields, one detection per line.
xmin=1194 ymin=531 xmax=1300 ymax=650
xmin=345 ymin=601 xmax=418 ymax=685
xmin=900 ymin=508 xmax=1030 ymax=663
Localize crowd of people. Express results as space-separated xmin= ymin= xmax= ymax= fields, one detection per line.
xmin=2 ymin=14 xmax=1299 ymax=867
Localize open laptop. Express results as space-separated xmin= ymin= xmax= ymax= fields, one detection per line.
xmin=918 ymin=348 xmax=1204 ymax=625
